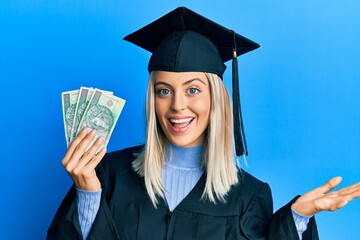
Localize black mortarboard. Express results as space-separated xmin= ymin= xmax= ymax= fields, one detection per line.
xmin=124 ymin=6 xmax=259 ymax=157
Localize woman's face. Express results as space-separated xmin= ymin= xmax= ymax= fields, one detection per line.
xmin=154 ymin=71 xmax=211 ymax=148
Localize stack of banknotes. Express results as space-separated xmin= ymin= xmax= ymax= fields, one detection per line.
xmin=61 ymin=87 xmax=126 ymax=148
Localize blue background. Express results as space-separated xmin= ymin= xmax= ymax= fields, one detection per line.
xmin=0 ymin=1 xmax=359 ymax=239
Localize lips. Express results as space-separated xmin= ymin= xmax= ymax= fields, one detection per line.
xmin=168 ymin=117 xmax=194 ymax=133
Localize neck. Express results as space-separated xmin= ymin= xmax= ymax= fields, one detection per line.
xmin=165 ymin=143 xmax=203 ymax=168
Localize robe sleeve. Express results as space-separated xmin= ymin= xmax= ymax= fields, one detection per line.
xmin=47 ymin=158 xmax=121 ymax=240
xmin=46 ymin=186 xmax=121 ymax=240
xmin=239 ymin=182 xmax=273 ymax=239
xmin=46 ymin=185 xmax=83 ymax=240
xmin=268 ymin=196 xmax=319 ymax=240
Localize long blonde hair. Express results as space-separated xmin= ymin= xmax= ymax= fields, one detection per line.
xmin=132 ymin=72 xmax=239 ymax=206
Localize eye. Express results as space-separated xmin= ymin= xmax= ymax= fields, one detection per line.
xmin=156 ymin=88 xmax=171 ymax=96
xmin=187 ymin=87 xmax=200 ymax=95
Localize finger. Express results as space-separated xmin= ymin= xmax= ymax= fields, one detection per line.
xmin=69 ymin=129 xmax=98 ymax=163
xmin=68 ymin=146 xmax=106 ymax=191
xmin=63 ymin=130 xmax=98 ymax=172
xmin=77 ymin=136 xmax=105 ymax=169
xmin=318 ymin=176 xmax=343 ymax=194
xmin=347 ymin=186 xmax=360 ymax=200
xmin=335 ymin=182 xmax=360 ymax=199
xmin=62 ymin=128 xmax=92 ymax=165
xmin=68 ymin=127 xmax=92 ymax=154
xmin=320 ymin=185 xmax=360 ymax=212
xmin=83 ymin=147 xmax=107 ymax=172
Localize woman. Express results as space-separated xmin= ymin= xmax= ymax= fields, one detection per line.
xmin=47 ymin=7 xmax=360 ymax=240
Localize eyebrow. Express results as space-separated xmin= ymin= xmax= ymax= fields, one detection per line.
xmin=154 ymin=78 xmax=207 ymax=87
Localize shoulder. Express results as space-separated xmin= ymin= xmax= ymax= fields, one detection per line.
xmin=229 ymin=169 xmax=272 ymax=202
xmin=99 ymin=145 xmax=144 ymax=176
xmin=105 ymin=145 xmax=143 ymax=161
xmin=239 ymin=170 xmax=268 ymax=191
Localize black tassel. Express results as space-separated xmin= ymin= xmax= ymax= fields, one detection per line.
xmin=232 ymin=32 xmax=248 ymax=157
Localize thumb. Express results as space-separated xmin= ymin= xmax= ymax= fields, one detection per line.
xmin=319 ymin=176 xmax=342 ymax=194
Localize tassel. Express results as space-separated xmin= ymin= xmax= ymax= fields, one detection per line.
xmin=232 ymin=31 xmax=248 ymax=157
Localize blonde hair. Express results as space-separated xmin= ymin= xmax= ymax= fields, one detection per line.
xmin=132 ymin=72 xmax=239 ymax=206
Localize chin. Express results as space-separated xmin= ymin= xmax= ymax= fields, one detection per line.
xmin=167 ymin=136 xmax=203 ymax=148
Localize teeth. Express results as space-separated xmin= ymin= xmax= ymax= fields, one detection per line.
xmin=170 ymin=118 xmax=193 ymax=124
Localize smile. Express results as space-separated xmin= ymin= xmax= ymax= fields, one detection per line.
xmin=168 ymin=117 xmax=194 ymax=133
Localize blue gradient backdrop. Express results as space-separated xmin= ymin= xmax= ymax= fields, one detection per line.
xmin=0 ymin=1 xmax=359 ymax=239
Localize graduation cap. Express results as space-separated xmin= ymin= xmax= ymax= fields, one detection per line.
xmin=124 ymin=6 xmax=259 ymax=157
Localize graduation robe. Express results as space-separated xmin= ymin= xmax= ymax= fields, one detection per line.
xmin=47 ymin=146 xmax=319 ymax=240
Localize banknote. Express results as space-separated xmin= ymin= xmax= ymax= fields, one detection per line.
xmin=61 ymin=90 xmax=79 ymax=146
xmin=77 ymin=89 xmax=126 ymax=150
xmin=70 ymin=87 xmax=94 ymax=142
xmin=70 ymin=87 xmax=114 ymax=142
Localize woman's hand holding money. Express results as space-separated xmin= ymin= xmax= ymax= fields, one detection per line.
xmin=61 ymin=128 xmax=106 ymax=191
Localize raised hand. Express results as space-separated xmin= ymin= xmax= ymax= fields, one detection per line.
xmin=61 ymin=128 xmax=107 ymax=191
xmin=291 ymin=176 xmax=360 ymax=216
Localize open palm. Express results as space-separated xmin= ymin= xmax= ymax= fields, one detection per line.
xmin=292 ymin=177 xmax=360 ymax=216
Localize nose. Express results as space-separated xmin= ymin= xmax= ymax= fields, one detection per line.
xmin=170 ymin=91 xmax=186 ymax=112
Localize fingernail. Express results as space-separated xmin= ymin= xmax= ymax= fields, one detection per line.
xmin=90 ymin=129 xmax=96 ymax=135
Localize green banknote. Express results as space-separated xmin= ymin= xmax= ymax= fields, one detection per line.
xmin=77 ymin=89 xmax=126 ymax=149
xmin=61 ymin=90 xmax=79 ymax=146
xmin=70 ymin=87 xmax=114 ymax=142
xmin=70 ymin=87 xmax=94 ymax=142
